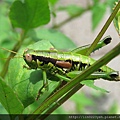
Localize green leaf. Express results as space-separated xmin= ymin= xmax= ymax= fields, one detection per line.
xmin=113 ymin=18 xmax=120 ymax=36
xmin=7 ymin=40 xmax=59 ymax=108
xmin=0 ymin=2 xmax=13 ymax=41
xmin=0 ymin=103 xmax=8 ymax=114
xmin=35 ymin=28 xmax=76 ymax=50
xmin=52 ymin=106 xmax=67 ymax=114
xmin=93 ymin=0 xmax=100 ymax=5
xmin=71 ymin=92 xmax=94 ymax=106
xmin=81 ymin=80 xmax=108 ymax=93
xmin=48 ymin=0 xmax=58 ymax=6
xmin=70 ymin=92 xmax=94 ymax=113
xmin=0 ymin=77 xmax=24 ymax=114
xmin=107 ymin=102 xmax=118 ymax=114
xmin=23 ymin=79 xmax=59 ymax=113
xmin=9 ymin=0 xmax=50 ymax=30
xmin=58 ymin=5 xmax=84 ymax=16
xmin=92 ymin=3 xmax=107 ymax=30
xmin=106 ymin=0 xmax=117 ymax=8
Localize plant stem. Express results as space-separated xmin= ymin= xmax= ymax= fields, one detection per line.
xmin=51 ymin=6 xmax=91 ymax=29
xmin=0 ymin=30 xmax=27 ymax=78
xmin=27 ymin=43 xmax=120 ymax=120
xmin=86 ymin=1 xmax=120 ymax=56
xmin=39 ymin=84 xmax=83 ymax=120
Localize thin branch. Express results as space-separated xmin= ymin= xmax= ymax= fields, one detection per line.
xmin=0 ymin=30 xmax=27 ymax=78
xmin=39 ymin=84 xmax=83 ymax=120
xmin=86 ymin=1 xmax=120 ymax=56
xmin=51 ymin=6 xmax=91 ymax=29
